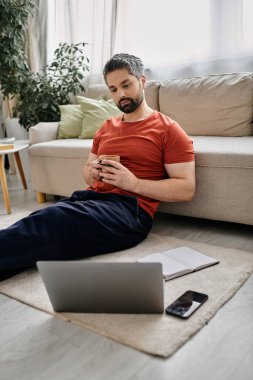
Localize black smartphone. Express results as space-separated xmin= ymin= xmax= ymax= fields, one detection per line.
xmin=165 ymin=290 xmax=208 ymax=319
xmin=98 ymin=160 xmax=114 ymax=167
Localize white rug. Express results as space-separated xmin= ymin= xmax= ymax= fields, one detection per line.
xmin=0 ymin=227 xmax=253 ymax=358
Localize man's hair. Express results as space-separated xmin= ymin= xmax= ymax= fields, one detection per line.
xmin=103 ymin=53 xmax=144 ymax=82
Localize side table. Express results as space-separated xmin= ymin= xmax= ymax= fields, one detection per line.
xmin=0 ymin=141 xmax=29 ymax=214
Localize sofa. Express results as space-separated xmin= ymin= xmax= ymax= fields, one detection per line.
xmin=28 ymin=73 xmax=253 ymax=225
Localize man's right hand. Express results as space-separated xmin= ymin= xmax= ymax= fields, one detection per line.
xmin=83 ymin=152 xmax=100 ymax=186
xmin=89 ymin=159 xmax=102 ymax=182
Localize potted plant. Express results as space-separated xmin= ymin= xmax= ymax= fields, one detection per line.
xmin=15 ymin=42 xmax=90 ymax=131
xmin=9 ymin=42 xmax=89 ymax=178
xmin=0 ymin=0 xmax=89 ymax=176
xmin=0 ymin=0 xmax=90 ymax=133
xmin=0 ymin=0 xmax=36 ymax=175
xmin=0 ymin=0 xmax=35 ymax=119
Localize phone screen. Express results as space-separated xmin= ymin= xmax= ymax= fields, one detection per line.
xmin=165 ymin=290 xmax=208 ymax=319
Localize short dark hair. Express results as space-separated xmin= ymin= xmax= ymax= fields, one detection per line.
xmin=103 ymin=53 xmax=144 ymax=83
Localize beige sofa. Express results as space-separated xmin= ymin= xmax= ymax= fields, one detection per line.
xmin=28 ymin=73 xmax=253 ymax=225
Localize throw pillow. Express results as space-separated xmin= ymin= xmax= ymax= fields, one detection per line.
xmin=76 ymin=96 xmax=122 ymax=139
xmin=57 ymin=104 xmax=84 ymax=139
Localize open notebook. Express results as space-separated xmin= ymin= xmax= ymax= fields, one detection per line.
xmin=137 ymin=246 xmax=219 ymax=281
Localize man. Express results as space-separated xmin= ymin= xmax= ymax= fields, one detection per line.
xmin=0 ymin=53 xmax=195 ymax=281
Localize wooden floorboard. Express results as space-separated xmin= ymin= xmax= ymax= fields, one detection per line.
xmin=0 ymin=176 xmax=253 ymax=379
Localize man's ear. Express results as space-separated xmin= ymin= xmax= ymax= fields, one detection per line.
xmin=140 ymin=75 xmax=146 ymax=88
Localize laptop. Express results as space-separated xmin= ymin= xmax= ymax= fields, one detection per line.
xmin=37 ymin=261 xmax=164 ymax=314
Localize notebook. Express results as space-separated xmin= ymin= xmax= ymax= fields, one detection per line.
xmin=37 ymin=261 xmax=164 ymax=314
xmin=137 ymin=246 xmax=219 ymax=281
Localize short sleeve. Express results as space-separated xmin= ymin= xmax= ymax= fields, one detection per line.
xmin=164 ymin=121 xmax=194 ymax=164
xmin=90 ymin=128 xmax=101 ymax=155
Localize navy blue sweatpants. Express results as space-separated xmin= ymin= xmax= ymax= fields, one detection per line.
xmin=0 ymin=190 xmax=153 ymax=278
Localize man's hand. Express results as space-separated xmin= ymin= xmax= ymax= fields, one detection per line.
xmin=89 ymin=159 xmax=103 ymax=182
xmin=98 ymin=160 xmax=139 ymax=191
xmin=83 ymin=153 xmax=100 ymax=186
xmin=84 ymin=152 xmax=196 ymax=203
xmin=99 ymin=159 xmax=196 ymax=202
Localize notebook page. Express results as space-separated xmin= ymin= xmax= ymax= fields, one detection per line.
xmin=138 ymin=252 xmax=190 ymax=279
xmin=163 ymin=247 xmax=218 ymax=270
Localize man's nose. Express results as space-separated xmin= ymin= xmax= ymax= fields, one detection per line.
xmin=117 ymin=89 xmax=127 ymax=99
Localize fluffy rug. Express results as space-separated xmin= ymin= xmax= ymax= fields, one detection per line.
xmin=0 ymin=229 xmax=253 ymax=358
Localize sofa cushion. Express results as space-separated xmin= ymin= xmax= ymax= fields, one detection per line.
xmin=159 ymin=73 xmax=253 ymax=137
xmin=29 ymin=139 xmax=93 ymax=158
xmin=144 ymin=80 xmax=160 ymax=110
xmin=76 ymin=96 xmax=121 ymax=138
xmin=57 ymin=105 xmax=84 ymax=139
xmin=192 ymin=136 xmax=253 ymax=168
xmin=159 ymin=135 xmax=253 ymax=225
xmin=87 ymin=84 xmax=111 ymax=100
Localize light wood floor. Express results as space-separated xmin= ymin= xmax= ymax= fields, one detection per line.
xmin=0 ymin=174 xmax=253 ymax=380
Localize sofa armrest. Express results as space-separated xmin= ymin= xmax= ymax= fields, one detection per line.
xmin=29 ymin=122 xmax=59 ymax=145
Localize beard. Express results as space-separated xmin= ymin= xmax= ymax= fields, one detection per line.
xmin=117 ymin=87 xmax=144 ymax=114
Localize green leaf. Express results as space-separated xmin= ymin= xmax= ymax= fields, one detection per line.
xmin=41 ymin=102 xmax=49 ymax=109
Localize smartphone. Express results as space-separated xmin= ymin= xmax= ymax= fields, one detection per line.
xmin=98 ymin=160 xmax=114 ymax=167
xmin=165 ymin=290 xmax=208 ymax=319
xmin=99 ymin=163 xmax=114 ymax=167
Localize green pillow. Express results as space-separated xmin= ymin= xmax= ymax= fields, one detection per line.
xmin=57 ymin=104 xmax=84 ymax=139
xmin=76 ymin=96 xmax=122 ymax=139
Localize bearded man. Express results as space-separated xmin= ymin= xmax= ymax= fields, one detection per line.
xmin=0 ymin=53 xmax=195 ymax=281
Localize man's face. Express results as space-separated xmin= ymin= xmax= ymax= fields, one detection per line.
xmin=106 ymin=69 xmax=145 ymax=113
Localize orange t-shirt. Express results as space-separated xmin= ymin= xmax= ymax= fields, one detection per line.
xmin=89 ymin=111 xmax=194 ymax=217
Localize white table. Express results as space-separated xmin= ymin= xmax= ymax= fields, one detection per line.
xmin=0 ymin=141 xmax=29 ymax=214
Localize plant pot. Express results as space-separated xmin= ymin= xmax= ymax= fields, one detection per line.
xmin=6 ymin=118 xmax=29 ymax=140
xmin=5 ymin=118 xmax=30 ymax=180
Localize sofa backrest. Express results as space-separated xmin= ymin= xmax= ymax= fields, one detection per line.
xmin=87 ymin=73 xmax=253 ymax=137
xmin=159 ymin=73 xmax=253 ymax=137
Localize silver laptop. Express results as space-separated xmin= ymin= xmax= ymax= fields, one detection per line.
xmin=37 ymin=261 xmax=164 ymax=314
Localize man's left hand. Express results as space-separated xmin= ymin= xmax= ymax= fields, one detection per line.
xmin=98 ymin=160 xmax=139 ymax=192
